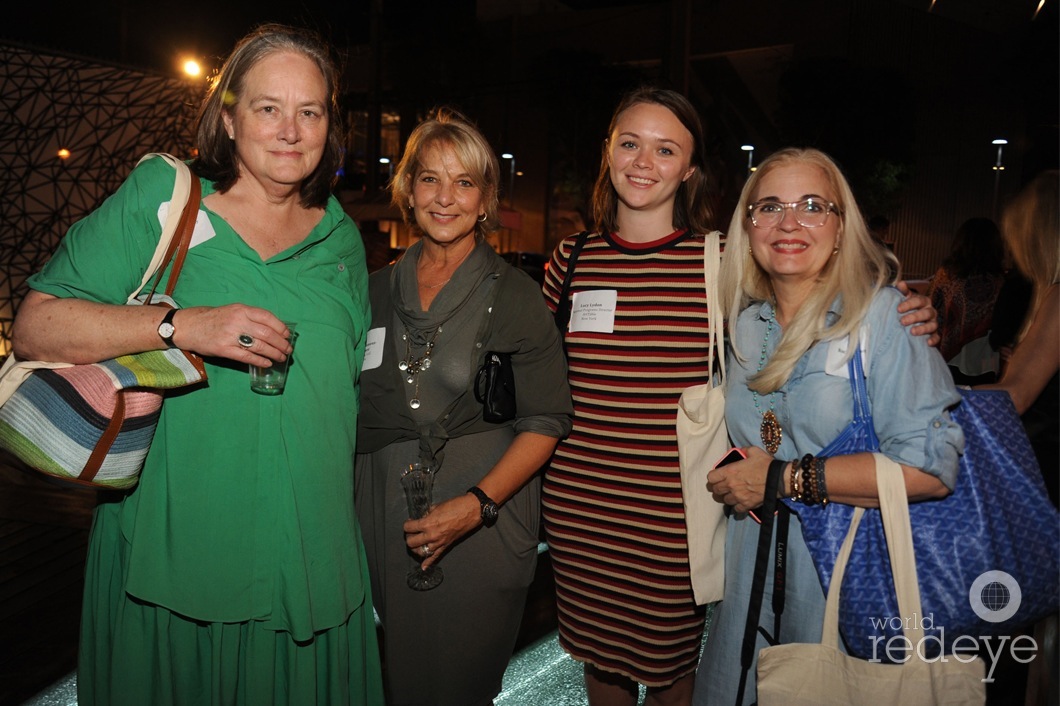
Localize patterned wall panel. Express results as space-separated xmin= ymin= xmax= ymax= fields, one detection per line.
xmin=0 ymin=44 xmax=201 ymax=355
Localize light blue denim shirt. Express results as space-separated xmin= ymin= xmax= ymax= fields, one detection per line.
xmin=725 ymin=287 xmax=964 ymax=487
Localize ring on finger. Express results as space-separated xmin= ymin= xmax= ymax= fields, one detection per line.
xmin=238 ymin=334 xmax=254 ymax=348
xmin=422 ymin=544 xmax=432 ymax=556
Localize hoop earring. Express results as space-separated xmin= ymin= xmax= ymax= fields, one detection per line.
xmin=477 ymin=213 xmax=487 ymax=223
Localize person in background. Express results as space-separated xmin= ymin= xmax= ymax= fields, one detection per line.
xmin=354 ymin=108 xmax=572 ymax=706
xmin=927 ymin=217 xmax=1006 ymax=383
xmin=981 ymin=170 xmax=1059 ymax=506
xmin=541 ymin=86 xmax=940 ymax=706
xmin=694 ymin=147 xmax=962 ymax=705
xmin=12 ymin=24 xmax=383 ymax=705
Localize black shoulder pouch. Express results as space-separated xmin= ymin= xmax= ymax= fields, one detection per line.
xmin=474 ymin=351 xmax=517 ymax=423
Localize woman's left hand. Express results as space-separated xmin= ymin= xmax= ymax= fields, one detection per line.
xmin=403 ymin=493 xmax=481 ymax=569
xmin=894 ymin=281 xmax=940 ymax=347
xmin=706 ymin=446 xmax=775 ymax=513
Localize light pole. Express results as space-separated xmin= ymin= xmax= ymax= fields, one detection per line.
xmin=501 ymin=152 xmax=516 ymax=207
xmin=379 ymin=157 xmax=393 ymax=183
xmin=992 ymin=138 xmax=1007 ymax=220
xmin=741 ymin=144 xmax=755 ymax=176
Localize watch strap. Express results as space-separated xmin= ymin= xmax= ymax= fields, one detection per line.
xmin=467 ymin=485 xmax=494 ymax=505
xmin=467 ymin=485 xmax=499 ymax=526
xmin=157 ymin=307 xmax=177 ymax=348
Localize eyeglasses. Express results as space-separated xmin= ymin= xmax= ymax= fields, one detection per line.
xmin=747 ymin=198 xmax=840 ymax=228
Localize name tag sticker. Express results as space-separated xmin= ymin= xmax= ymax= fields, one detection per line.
xmin=569 ymin=290 xmax=618 ymax=333
xmin=826 ymin=327 xmax=871 ymax=378
xmin=363 ymin=327 xmax=386 ymax=371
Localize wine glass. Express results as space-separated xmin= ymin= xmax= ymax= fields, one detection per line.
xmin=400 ymin=462 xmax=444 ymax=590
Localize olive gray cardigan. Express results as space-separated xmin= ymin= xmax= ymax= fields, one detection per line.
xmin=356 ymin=240 xmax=572 ymax=464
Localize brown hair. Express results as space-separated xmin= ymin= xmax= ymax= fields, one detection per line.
xmin=192 ymin=23 xmax=343 ymax=209
xmin=590 ymin=86 xmax=716 ymax=235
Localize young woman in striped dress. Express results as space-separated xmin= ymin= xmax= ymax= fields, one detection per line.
xmin=541 ymin=87 xmax=939 ymax=706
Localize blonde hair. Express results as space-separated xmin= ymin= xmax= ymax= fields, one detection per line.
xmin=390 ymin=108 xmax=501 ymax=239
xmin=1001 ymin=170 xmax=1060 ymax=330
xmin=721 ymin=148 xmax=893 ymax=393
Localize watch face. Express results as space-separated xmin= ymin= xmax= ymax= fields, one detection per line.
xmin=159 ymin=322 xmax=176 ymax=339
xmin=482 ymin=502 xmax=499 ymax=527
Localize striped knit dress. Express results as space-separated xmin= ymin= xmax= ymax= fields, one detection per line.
xmin=542 ymin=228 xmax=722 ymax=686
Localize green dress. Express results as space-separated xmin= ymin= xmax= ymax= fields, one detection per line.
xmin=28 ymin=155 xmax=383 ymax=705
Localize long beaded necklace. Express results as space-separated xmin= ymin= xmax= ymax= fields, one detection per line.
xmin=399 ymin=326 xmax=442 ymax=410
xmin=752 ymin=307 xmax=783 ymax=454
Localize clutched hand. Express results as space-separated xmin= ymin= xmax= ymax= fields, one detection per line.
xmin=173 ymin=304 xmax=294 ymax=366
xmin=894 ymin=281 xmax=940 ymax=347
xmin=706 ymin=446 xmax=776 ymax=514
xmin=403 ymin=492 xmax=481 ymax=570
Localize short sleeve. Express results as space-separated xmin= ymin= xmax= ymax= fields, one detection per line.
xmin=28 ymin=155 xmax=179 ymax=305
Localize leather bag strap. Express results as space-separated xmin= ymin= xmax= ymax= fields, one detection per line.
xmin=554 ymin=230 xmax=590 ymax=334
xmin=143 ymin=166 xmax=202 ymax=303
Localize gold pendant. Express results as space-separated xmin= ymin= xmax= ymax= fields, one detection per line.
xmin=760 ymin=410 xmax=782 ymax=454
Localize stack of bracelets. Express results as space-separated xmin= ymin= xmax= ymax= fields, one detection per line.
xmin=789 ymin=454 xmax=829 ymax=506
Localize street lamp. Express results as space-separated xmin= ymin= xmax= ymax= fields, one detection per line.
xmin=501 ymin=152 xmax=516 ymax=206
xmin=741 ymin=144 xmax=755 ymax=176
xmin=992 ymin=138 xmax=1007 ymax=219
xmin=379 ymin=157 xmax=393 ymax=182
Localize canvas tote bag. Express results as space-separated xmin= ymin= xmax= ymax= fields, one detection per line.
xmin=677 ymin=230 xmax=730 ymax=605
xmin=756 ymin=454 xmax=986 ymax=705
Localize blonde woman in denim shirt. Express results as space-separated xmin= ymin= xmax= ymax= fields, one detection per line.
xmin=693 ymin=148 xmax=964 ymax=705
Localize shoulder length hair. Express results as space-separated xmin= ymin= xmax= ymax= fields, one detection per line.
xmin=192 ymin=23 xmax=344 ymax=209
xmin=720 ymin=147 xmax=893 ymax=393
xmin=1002 ymin=170 xmax=1060 ymax=313
xmin=390 ymin=107 xmax=501 ymax=239
xmin=590 ymin=86 xmax=716 ymax=235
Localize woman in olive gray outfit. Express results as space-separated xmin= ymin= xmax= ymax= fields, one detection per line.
xmin=354 ymin=109 xmax=572 ymax=706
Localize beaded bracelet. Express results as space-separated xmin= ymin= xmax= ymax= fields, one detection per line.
xmin=815 ymin=455 xmax=830 ymax=506
xmin=789 ymin=458 xmax=802 ymax=502
xmin=799 ymin=454 xmax=816 ymax=506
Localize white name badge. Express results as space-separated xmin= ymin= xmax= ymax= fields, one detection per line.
xmin=826 ymin=327 xmax=870 ymax=378
xmin=158 ymin=201 xmax=215 ymax=249
xmin=569 ymin=290 xmax=618 ymax=333
xmin=363 ymin=327 xmax=386 ymax=371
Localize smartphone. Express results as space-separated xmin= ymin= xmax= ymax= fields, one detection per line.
xmin=713 ymin=447 xmax=746 ymax=469
xmin=712 ymin=448 xmax=777 ymax=524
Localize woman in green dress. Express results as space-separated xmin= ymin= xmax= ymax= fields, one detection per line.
xmin=13 ymin=24 xmax=383 ymax=705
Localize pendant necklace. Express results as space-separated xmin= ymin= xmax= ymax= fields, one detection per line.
xmin=752 ymin=307 xmax=783 ymax=454
xmin=399 ymin=326 xmax=442 ymax=410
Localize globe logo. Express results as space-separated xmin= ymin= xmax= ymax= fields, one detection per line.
xmin=969 ymin=571 xmax=1021 ymax=623
xmin=980 ymin=581 xmax=1010 ymax=612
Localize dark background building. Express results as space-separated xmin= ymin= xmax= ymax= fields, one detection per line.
xmin=0 ymin=2 xmax=1055 ymax=703
xmin=5 ymin=0 xmax=1056 ymax=277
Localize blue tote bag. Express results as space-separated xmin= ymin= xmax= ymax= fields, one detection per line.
xmin=789 ymin=350 xmax=1059 ymax=660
